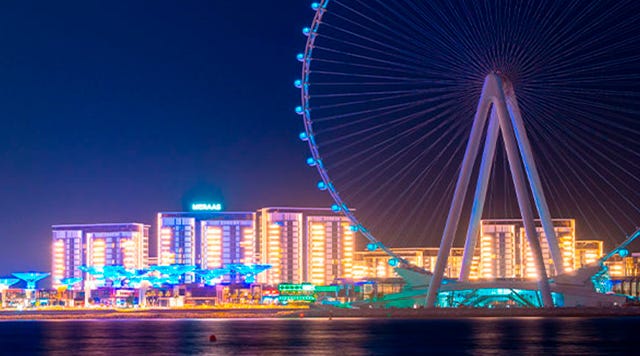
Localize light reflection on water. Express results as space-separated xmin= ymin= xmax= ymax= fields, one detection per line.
xmin=0 ymin=317 xmax=637 ymax=355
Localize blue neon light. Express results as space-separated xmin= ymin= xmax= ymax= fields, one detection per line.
xmin=306 ymin=157 xmax=317 ymax=166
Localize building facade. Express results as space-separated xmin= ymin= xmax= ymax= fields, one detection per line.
xmin=575 ymin=240 xmax=604 ymax=269
xmin=354 ymin=247 xmax=478 ymax=280
xmin=51 ymin=223 xmax=149 ymax=288
xmin=255 ymin=207 xmax=355 ymax=285
xmin=478 ymin=219 xmax=575 ymax=279
xmin=156 ymin=211 xmax=256 ymax=270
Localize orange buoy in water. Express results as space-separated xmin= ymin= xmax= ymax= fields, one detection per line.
xmin=209 ymin=334 xmax=217 ymax=342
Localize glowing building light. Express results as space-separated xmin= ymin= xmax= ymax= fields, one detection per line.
xmin=309 ymin=223 xmax=325 ymax=285
xmin=92 ymin=239 xmax=106 ymax=267
xmin=121 ymin=239 xmax=136 ymax=270
xmin=52 ymin=240 xmax=66 ymax=286
xmin=342 ymin=223 xmax=354 ymax=279
xmin=267 ymin=223 xmax=281 ymax=284
xmin=203 ymin=226 xmax=223 ymax=269
xmin=159 ymin=227 xmax=174 ymax=265
xmin=241 ymin=227 xmax=255 ymax=265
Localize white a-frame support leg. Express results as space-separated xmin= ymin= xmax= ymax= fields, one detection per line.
xmin=458 ymin=109 xmax=500 ymax=282
xmin=426 ymin=74 xmax=555 ymax=308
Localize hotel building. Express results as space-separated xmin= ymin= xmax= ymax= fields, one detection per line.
xmin=51 ymin=223 xmax=149 ymax=288
xmin=156 ymin=211 xmax=256 ymax=273
xmin=575 ymin=240 xmax=604 ymax=269
xmin=354 ymin=247 xmax=478 ymax=280
xmin=478 ymin=219 xmax=575 ymax=279
xmin=255 ymin=207 xmax=355 ymax=285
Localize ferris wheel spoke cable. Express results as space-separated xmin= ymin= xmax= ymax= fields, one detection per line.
xmin=531 ymin=135 xmax=625 ymax=247
xmin=311 ymin=45 xmax=467 ymax=79
xmin=313 ymin=34 xmax=470 ymax=76
xmin=339 ymin=117 xmax=468 ymax=200
xmin=328 ymin=4 xmax=444 ymax=61
xmin=323 ymin=99 xmax=468 ymax=166
xmin=529 ymin=117 xmax=636 ymax=235
xmin=338 ymin=125 xmax=464 ymax=218
xmin=317 ymin=100 xmax=443 ymax=138
xmin=375 ymin=129 xmax=470 ymax=232
xmin=297 ymin=0 xmax=640 ymax=260
xmin=322 ymin=106 xmax=459 ymax=163
xmin=540 ymin=115 xmax=640 ymax=210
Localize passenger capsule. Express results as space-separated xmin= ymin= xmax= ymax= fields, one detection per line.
xmin=299 ymin=132 xmax=309 ymax=141
xmin=331 ymin=204 xmax=340 ymax=212
xmin=296 ymin=53 xmax=305 ymax=62
xmin=295 ymin=106 xmax=304 ymax=115
xmin=302 ymin=27 xmax=311 ymax=36
xmin=388 ymin=258 xmax=399 ymax=267
xmin=294 ymin=79 xmax=303 ymax=88
xmin=306 ymin=157 xmax=317 ymax=166
xmin=367 ymin=243 xmax=378 ymax=251
xmin=311 ymin=3 xmax=320 ymax=11
xmin=317 ymin=181 xmax=327 ymax=191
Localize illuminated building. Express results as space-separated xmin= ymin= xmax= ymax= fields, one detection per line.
xmin=354 ymin=247 xmax=475 ymax=280
xmin=479 ymin=219 xmax=575 ymax=279
xmin=479 ymin=222 xmax=517 ymax=279
xmin=156 ymin=211 xmax=256 ymax=274
xmin=51 ymin=223 xmax=149 ymax=288
xmin=255 ymin=207 xmax=354 ymax=285
xmin=575 ymin=240 xmax=604 ymax=269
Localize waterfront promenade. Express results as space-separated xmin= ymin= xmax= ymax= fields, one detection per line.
xmin=3 ymin=306 xmax=640 ymax=320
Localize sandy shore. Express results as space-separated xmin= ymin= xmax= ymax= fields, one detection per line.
xmin=2 ymin=306 xmax=640 ymax=320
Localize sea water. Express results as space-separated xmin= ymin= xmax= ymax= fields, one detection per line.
xmin=0 ymin=317 xmax=637 ymax=355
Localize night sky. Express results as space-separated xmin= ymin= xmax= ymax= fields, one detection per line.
xmin=0 ymin=1 xmax=328 ymax=274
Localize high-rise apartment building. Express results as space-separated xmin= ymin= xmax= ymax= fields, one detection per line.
xmin=478 ymin=219 xmax=575 ymax=279
xmin=51 ymin=223 xmax=149 ymax=288
xmin=354 ymin=247 xmax=477 ymax=280
xmin=255 ymin=207 xmax=355 ymax=285
xmin=156 ymin=211 xmax=256 ymax=270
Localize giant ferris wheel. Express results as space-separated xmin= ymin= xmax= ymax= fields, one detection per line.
xmin=294 ymin=0 xmax=640 ymax=290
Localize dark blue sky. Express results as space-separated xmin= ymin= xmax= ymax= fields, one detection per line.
xmin=0 ymin=1 xmax=327 ymax=274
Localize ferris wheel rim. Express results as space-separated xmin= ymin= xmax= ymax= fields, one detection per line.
xmin=298 ymin=0 xmax=404 ymax=263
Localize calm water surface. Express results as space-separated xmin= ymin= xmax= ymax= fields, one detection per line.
xmin=0 ymin=317 xmax=637 ymax=355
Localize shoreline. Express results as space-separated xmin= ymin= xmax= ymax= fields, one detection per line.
xmin=2 ymin=306 xmax=640 ymax=320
